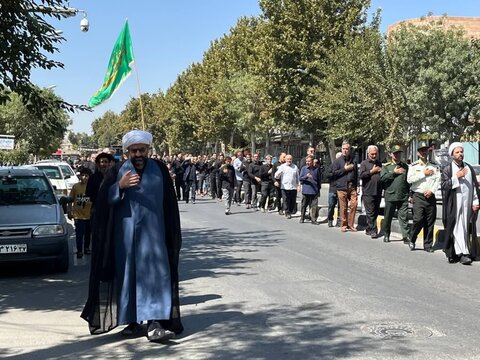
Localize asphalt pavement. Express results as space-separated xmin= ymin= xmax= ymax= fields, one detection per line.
xmin=1 ymin=196 xmax=480 ymax=359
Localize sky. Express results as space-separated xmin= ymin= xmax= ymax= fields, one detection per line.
xmin=31 ymin=0 xmax=480 ymax=135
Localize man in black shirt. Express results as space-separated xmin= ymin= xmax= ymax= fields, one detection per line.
xmin=359 ymin=145 xmax=383 ymax=238
xmin=332 ymin=141 xmax=358 ymax=232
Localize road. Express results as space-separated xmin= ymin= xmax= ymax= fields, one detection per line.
xmin=1 ymin=198 xmax=480 ymax=359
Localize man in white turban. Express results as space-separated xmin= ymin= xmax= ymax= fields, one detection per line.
xmin=441 ymin=142 xmax=480 ymax=265
xmin=82 ymin=129 xmax=184 ymax=342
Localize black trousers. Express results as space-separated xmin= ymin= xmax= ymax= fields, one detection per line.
xmin=259 ymin=181 xmax=274 ymax=209
xmin=210 ymin=172 xmax=218 ymax=198
xmin=174 ymin=176 xmax=185 ymax=200
xmin=410 ymin=192 xmax=436 ymax=249
xmin=362 ymin=194 xmax=382 ymax=234
xmin=301 ymin=193 xmax=318 ymax=220
xmin=274 ymin=185 xmax=282 ymax=211
xmin=282 ymin=189 xmax=297 ymax=214
xmin=235 ymin=180 xmax=243 ymax=203
xmin=243 ymin=181 xmax=252 ymax=204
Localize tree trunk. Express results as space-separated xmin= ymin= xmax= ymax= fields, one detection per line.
xmin=250 ymin=133 xmax=256 ymax=154
xmin=265 ymin=130 xmax=271 ymax=155
xmin=328 ymin=139 xmax=336 ymax=163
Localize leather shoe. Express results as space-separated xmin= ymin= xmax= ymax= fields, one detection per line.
xmin=383 ymin=236 xmax=390 ymax=243
xmin=460 ymin=255 xmax=472 ymax=265
xmin=424 ymin=247 xmax=434 ymax=253
xmin=408 ymin=241 xmax=415 ymax=251
xmin=371 ymin=233 xmax=381 ymax=239
xmin=299 ymin=218 xmax=304 ymax=223
xmin=311 ymin=221 xmax=319 ymax=225
xmin=402 ymin=238 xmax=409 ymax=244
xmin=328 ymin=220 xmax=333 ymax=227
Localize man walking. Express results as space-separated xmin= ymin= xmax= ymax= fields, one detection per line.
xmin=233 ymin=151 xmax=244 ymax=206
xmin=380 ymin=145 xmax=410 ymax=243
xmin=275 ymin=154 xmax=299 ymax=219
xmin=441 ymin=142 xmax=480 ymax=264
xmin=407 ymin=140 xmax=441 ymax=252
xmin=81 ymin=130 xmax=183 ymax=342
xmin=359 ymin=145 xmax=383 ymax=238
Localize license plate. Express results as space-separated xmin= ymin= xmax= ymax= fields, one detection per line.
xmin=0 ymin=244 xmax=27 ymax=254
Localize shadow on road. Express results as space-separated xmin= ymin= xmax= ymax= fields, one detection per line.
xmin=0 ymin=301 xmax=417 ymax=359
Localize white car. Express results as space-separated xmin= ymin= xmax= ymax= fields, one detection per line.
xmin=34 ymin=161 xmax=79 ymax=196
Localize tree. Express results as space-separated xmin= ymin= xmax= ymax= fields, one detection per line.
xmin=0 ymin=0 xmax=89 ymax=116
xmin=0 ymin=89 xmax=70 ymax=160
xmin=91 ymin=110 xmax=122 ymax=147
xmin=387 ymin=17 xmax=480 ymax=141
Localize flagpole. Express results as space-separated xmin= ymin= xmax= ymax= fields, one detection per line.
xmin=133 ymin=60 xmax=146 ymax=131
xmin=127 ymin=18 xmax=145 ymax=131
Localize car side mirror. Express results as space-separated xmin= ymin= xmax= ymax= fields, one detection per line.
xmin=64 ymin=174 xmax=71 ymax=179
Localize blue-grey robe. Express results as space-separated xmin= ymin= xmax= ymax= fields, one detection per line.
xmin=109 ymin=159 xmax=172 ymax=324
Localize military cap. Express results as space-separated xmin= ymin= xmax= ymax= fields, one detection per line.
xmin=389 ymin=144 xmax=403 ymax=153
xmin=417 ymin=140 xmax=429 ymax=151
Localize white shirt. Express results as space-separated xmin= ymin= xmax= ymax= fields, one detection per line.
xmin=233 ymin=157 xmax=244 ymax=181
xmin=274 ymin=163 xmax=299 ymax=190
xmin=407 ymin=160 xmax=441 ymax=193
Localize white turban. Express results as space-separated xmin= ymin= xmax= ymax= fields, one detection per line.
xmin=448 ymin=142 xmax=463 ymax=156
xmin=122 ymin=130 xmax=153 ymax=152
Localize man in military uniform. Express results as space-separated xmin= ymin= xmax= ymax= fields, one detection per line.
xmin=380 ymin=145 xmax=410 ymax=243
xmin=407 ymin=140 xmax=441 ymax=252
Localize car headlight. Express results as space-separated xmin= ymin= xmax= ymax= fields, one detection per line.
xmin=33 ymin=225 xmax=66 ymax=236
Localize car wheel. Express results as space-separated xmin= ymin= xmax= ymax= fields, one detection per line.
xmin=54 ymin=243 xmax=69 ymax=273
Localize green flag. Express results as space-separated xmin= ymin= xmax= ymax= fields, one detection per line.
xmin=89 ymin=21 xmax=134 ymax=107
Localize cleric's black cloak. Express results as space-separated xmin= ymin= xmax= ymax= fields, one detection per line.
xmin=441 ymin=162 xmax=480 ymax=261
xmin=80 ymin=159 xmax=183 ymax=335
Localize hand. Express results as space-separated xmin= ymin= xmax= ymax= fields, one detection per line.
xmin=473 ymin=204 xmax=480 ymax=212
xmin=274 ymin=181 xmax=280 ymax=187
xmin=255 ymin=176 xmax=261 ymax=183
xmin=423 ymin=168 xmax=434 ymax=176
xmin=344 ymin=163 xmax=353 ymax=171
xmin=394 ymin=166 xmax=406 ymax=175
xmin=370 ymin=165 xmax=381 ymax=174
xmin=424 ymin=190 xmax=433 ymax=198
xmin=457 ymin=167 xmax=468 ymax=178
xmin=306 ymin=173 xmax=312 ymax=178
xmin=119 ymin=170 xmax=140 ymax=189
xmin=268 ymin=168 xmax=272 ymax=174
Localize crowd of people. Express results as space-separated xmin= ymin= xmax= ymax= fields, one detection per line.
xmin=62 ymin=131 xmax=478 ymax=344
xmin=136 ymin=141 xmax=479 ymax=267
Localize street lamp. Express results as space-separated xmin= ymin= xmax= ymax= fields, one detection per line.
xmin=33 ymin=6 xmax=89 ymax=32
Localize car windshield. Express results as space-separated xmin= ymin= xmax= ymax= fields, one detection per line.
xmin=59 ymin=165 xmax=74 ymax=176
xmin=37 ymin=166 xmax=62 ymax=179
xmin=0 ymin=175 xmax=56 ymax=205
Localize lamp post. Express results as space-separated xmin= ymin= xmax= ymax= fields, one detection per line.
xmin=32 ymin=5 xmax=89 ymax=32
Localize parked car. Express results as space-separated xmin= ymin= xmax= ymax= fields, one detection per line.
xmin=0 ymin=167 xmax=69 ymax=272
xmin=34 ymin=161 xmax=79 ymax=196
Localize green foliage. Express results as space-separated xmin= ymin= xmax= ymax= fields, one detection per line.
xmin=0 ymin=0 xmax=90 ymax=116
xmin=0 ymin=89 xmax=70 ymax=158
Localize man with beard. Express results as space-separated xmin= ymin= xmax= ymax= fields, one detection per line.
xmin=441 ymin=142 xmax=480 ymax=264
xmin=182 ymin=156 xmax=196 ymax=204
xmin=332 ymin=141 xmax=359 ymax=232
xmin=213 ymin=153 xmax=225 ymax=200
xmin=208 ymin=154 xmax=218 ymax=199
xmin=359 ymin=145 xmax=383 ymax=238
xmin=81 ymin=130 xmax=183 ymax=342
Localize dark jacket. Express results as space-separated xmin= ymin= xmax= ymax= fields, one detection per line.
xmin=359 ymin=158 xmax=383 ymax=196
xmin=85 ymin=171 xmax=104 ymax=207
xmin=220 ymin=164 xmax=235 ymax=189
xmin=332 ymin=156 xmax=358 ymax=191
xmin=182 ymin=160 xmax=196 ymax=182
xmin=248 ymin=160 xmax=262 ymax=185
xmin=299 ymin=165 xmax=321 ymax=195
xmin=241 ymin=159 xmax=252 ymax=182
xmin=259 ymin=163 xmax=274 ymax=183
